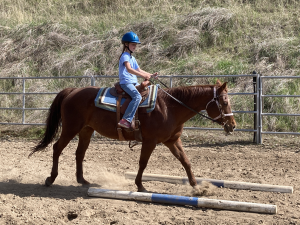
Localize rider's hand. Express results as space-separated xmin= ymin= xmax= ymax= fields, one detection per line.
xmin=151 ymin=72 xmax=158 ymax=79
xmin=144 ymin=74 xmax=152 ymax=80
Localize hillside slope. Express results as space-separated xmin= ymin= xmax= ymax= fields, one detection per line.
xmin=0 ymin=0 xmax=299 ymax=78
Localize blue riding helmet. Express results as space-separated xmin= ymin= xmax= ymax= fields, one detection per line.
xmin=122 ymin=31 xmax=141 ymax=44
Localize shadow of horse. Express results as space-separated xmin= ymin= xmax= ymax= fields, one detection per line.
xmin=0 ymin=180 xmax=90 ymax=200
xmin=0 ymin=180 xmax=175 ymax=204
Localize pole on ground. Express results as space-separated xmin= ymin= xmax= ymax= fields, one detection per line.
xmin=125 ymin=172 xmax=293 ymax=193
xmin=88 ymin=188 xmax=277 ymax=214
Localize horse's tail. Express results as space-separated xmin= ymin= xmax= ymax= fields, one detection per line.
xmin=29 ymin=87 xmax=76 ymax=157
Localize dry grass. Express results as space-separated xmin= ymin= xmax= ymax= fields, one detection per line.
xmin=0 ymin=0 xmax=299 ymax=77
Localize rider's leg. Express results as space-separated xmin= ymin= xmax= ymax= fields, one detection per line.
xmin=119 ymin=83 xmax=142 ymax=125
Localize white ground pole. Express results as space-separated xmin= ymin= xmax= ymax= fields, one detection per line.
xmin=125 ymin=172 xmax=293 ymax=193
xmin=88 ymin=188 xmax=277 ymax=214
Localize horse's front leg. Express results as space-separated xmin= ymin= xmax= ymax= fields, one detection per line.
xmin=163 ymin=137 xmax=197 ymax=187
xmin=135 ymin=140 xmax=156 ymax=192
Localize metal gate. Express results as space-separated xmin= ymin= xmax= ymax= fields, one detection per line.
xmin=0 ymin=74 xmax=299 ymax=144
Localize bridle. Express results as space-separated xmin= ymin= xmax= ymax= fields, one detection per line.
xmin=206 ymin=86 xmax=233 ymax=124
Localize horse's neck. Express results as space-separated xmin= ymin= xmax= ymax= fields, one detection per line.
xmin=170 ymin=85 xmax=214 ymax=110
xmin=163 ymin=85 xmax=215 ymax=122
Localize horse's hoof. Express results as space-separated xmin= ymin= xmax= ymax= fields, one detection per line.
xmin=77 ymin=178 xmax=90 ymax=186
xmin=138 ymin=187 xmax=148 ymax=192
xmin=45 ymin=177 xmax=53 ymax=187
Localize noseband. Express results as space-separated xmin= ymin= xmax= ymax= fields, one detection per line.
xmin=206 ymin=87 xmax=233 ymax=124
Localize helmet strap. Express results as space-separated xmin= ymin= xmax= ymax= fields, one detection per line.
xmin=125 ymin=43 xmax=133 ymax=54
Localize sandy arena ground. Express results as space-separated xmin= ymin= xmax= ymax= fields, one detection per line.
xmin=0 ymin=130 xmax=299 ymax=224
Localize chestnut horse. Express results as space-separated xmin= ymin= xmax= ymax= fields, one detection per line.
xmin=30 ymin=80 xmax=236 ymax=192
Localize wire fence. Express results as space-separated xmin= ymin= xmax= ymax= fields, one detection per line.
xmin=0 ymin=74 xmax=299 ymax=144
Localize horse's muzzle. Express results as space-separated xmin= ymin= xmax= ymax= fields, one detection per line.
xmin=224 ymin=122 xmax=235 ymax=135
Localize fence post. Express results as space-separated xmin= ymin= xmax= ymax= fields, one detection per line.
xmin=170 ymin=76 xmax=173 ymax=88
xmin=22 ymin=79 xmax=26 ymax=124
xmin=258 ymin=74 xmax=263 ymax=144
xmin=91 ymin=76 xmax=96 ymax=137
xmin=253 ymin=72 xmax=257 ymax=143
xmin=91 ymin=75 xmax=95 ymax=86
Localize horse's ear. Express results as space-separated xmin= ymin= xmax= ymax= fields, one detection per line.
xmin=216 ymin=79 xmax=222 ymax=86
xmin=220 ymin=82 xmax=228 ymax=91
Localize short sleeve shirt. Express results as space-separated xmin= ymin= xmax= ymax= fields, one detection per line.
xmin=119 ymin=52 xmax=139 ymax=84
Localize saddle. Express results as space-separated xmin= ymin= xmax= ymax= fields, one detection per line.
xmin=110 ymin=80 xmax=151 ymax=142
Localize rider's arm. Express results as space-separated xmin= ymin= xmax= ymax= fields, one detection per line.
xmin=138 ymin=68 xmax=158 ymax=79
xmin=124 ymin=62 xmax=151 ymax=80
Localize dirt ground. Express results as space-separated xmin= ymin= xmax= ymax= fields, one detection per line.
xmin=0 ymin=130 xmax=299 ymax=225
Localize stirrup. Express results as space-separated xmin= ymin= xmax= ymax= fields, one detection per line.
xmin=129 ymin=141 xmax=139 ymax=149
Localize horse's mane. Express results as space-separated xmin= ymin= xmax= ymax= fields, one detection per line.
xmin=160 ymin=85 xmax=217 ymax=103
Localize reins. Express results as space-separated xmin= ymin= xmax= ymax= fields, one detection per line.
xmin=149 ymin=78 xmax=231 ymax=126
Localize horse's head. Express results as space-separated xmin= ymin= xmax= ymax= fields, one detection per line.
xmin=206 ymin=80 xmax=236 ymax=135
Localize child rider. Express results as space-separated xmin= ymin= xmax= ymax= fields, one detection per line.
xmin=118 ymin=31 xmax=158 ymax=129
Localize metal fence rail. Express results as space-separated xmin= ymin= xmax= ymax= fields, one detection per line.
xmin=1 ymin=74 xmax=299 ymax=144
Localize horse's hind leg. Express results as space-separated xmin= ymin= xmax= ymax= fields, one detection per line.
xmin=75 ymin=126 xmax=94 ymax=185
xmin=46 ymin=134 xmax=74 ymax=186
xmin=163 ymin=137 xmax=197 ymax=187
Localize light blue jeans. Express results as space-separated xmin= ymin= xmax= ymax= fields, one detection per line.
xmin=120 ymin=83 xmax=142 ymax=123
